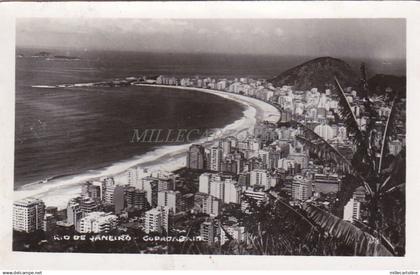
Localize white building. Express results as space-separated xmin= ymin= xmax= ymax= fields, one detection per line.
xmin=67 ymin=198 xmax=82 ymax=230
xmin=220 ymin=225 xmax=246 ymax=245
xmin=250 ymin=169 xmax=269 ymax=188
xmin=314 ymin=123 xmax=334 ymax=141
xmin=224 ymin=179 xmax=241 ymax=204
xmin=291 ymin=175 xmax=312 ymax=201
xmin=210 ymin=147 xmax=223 ymax=171
xmin=78 ymin=212 xmax=118 ymax=233
xmin=210 ymin=177 xmax=225 ymax=201
xmin=126 ymin=167 xmax=144 ymax=189
xmin=220 ymin=139 xmax=232 ymax=157
xmin=103 ymin=178 xmax=116 ymax=205
xmin=202 ymin=195 xmax=220 ymax=217
xmin=343 ymin=198 xmax=361 ymax=223
xmin=157 ymin=190 xmax=182 ymax=213
xmin=13 ymin=198 xmax=45 ymax=233
xmin=144 ymin=206 xmax=171 ymax=234
xmin=243 ymin=188 xmax=268 ymax=203
xmin=199 ymin=173 xmax=240 ymax=204
xmin=199 ymin=173 xmax=212 ymax=194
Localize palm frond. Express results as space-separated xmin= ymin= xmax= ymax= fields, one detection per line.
xmin=380 ymin=147 xmax=405 ymax=192
xmin=297 ymin=135 xmax=353 ymax=173
xmin=220 ymin=223 xmax=234 ymax=242
xmin=302 ymin=203 xmax=394 ymax=256
xmin=269 ymin=191 xmax=318 ymax=230
xmin=335 ymin=77 xmax=366 ymax=148
xmin=294 ymin=121 xmax=373 ymax=196
xmin=384 ymin=184 xmax=404 ymax=194
xmin=352 ymin=219 xmax=396 ymax=255
xmin=378 ymin=95 xmax=398 ymax=175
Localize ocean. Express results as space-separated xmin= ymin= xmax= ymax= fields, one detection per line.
xmin=15 ymin=50 xmax=257 ymax=189
xmin=15 ymin=48 xmax=405 ymax=190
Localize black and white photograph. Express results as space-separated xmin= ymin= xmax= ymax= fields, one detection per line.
xmin=10 ymin=16 xmax=407 ymax=256
xmin=1 ymin=2 xmax=419 ymax=271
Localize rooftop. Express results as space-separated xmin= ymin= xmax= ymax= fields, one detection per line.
xmin=14 ymin=197 xmax=44 ymax=206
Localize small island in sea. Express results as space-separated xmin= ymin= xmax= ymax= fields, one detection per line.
xmin=13 ymin=18 xmax=406 ymax=258
xmin=29 ymin=51 xmax=80 ymax=60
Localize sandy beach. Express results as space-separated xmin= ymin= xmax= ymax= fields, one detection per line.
xmin=14 ymin=84 xmax=280 ymax=209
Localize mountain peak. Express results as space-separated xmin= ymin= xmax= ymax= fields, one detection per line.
xmin=270 ymin=57 xmax=359 ymax=91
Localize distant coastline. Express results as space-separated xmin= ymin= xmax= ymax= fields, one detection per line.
xmin=14 ymin=84 xmax=280 ymax=209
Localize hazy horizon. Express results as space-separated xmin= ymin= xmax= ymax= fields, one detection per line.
xmin=16 ymin=18 xmax=406 ymax=61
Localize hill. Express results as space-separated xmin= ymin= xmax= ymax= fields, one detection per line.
xmin=270 ymin=57 xmax=359 ymax=91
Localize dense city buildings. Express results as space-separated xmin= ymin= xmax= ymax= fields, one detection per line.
xmin=13 ymin=70 xmax=405 ymax=256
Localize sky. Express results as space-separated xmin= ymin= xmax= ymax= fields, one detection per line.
xmin=16 ymin=18 xmax=406 ymax=60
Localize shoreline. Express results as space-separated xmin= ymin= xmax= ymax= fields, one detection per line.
xmin=14 ymin=84 xmax=280 ymax=209
xmin=136 ymin=84 xmax=280 ymax=124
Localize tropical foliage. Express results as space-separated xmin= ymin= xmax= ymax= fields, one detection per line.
xmin=292 ymin=64 xmax=405 ymax=256
xmin=239 ymin=64 xmax=405 ymax=256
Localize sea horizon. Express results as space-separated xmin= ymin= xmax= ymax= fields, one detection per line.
xmin=14 ymin=49 xmax=282 ymax=208
xmin=16 ymin=47 xmax=407 ymax=78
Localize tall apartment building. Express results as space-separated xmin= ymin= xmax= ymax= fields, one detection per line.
xmin=157 ymin=190 xmax=182 ymax=213
xmin=141 ymin=177 xmax=159 ymax=207
xmin=210 ymin=178 xmax=225 ymax=201
xmin=114 ymin=185 xmax=126 ymax=214
xmin=125 ymin=187 xmax=147 ymax=210
xmin=343 ymin=198 xmax=361 ymax=223
xmin=67 ymin=198 xmax=82 ymax=230
xmin=199 ymin=173 xmax=212 ymax=194
xmin=126 ymin=167 xmax=138 ymax=187
xmin=157 ymin=178 xmax=174 ymax=192
xmin=221 ymin=158 xmax=241 ymax=174
xmin=219 ymin=139 xmax=232 ymax=157
xmin=42 ymin=214 xmax=56 ymax=232
xmin=102 ymin=177 xmax=116 ymax=205
xmin=200 ymin=218 xmax=219 ymax=245
xmin=210 ymin=147 xmax=223 ymax=171
xmin=224 ymin=179 xmax=241 ymax=204
xmin=13 ymin=198 xmax=45 ymax=233
xmin=81 ymin=182 xmax=101 ymax=201
xmin=250 ymin=169 xmax=269 ymax=189
xmin=186 ymin=144 xmax=205 ymax=169
xmin=199 ymin=173 xmax=240 ymax=204
xmin=144 ymin=206 xmax=171 ymax=234
xmin=291 ymin=175 xmax=312 ymax=201
xmin=195 ymin=193 xmax=221 ymax=217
